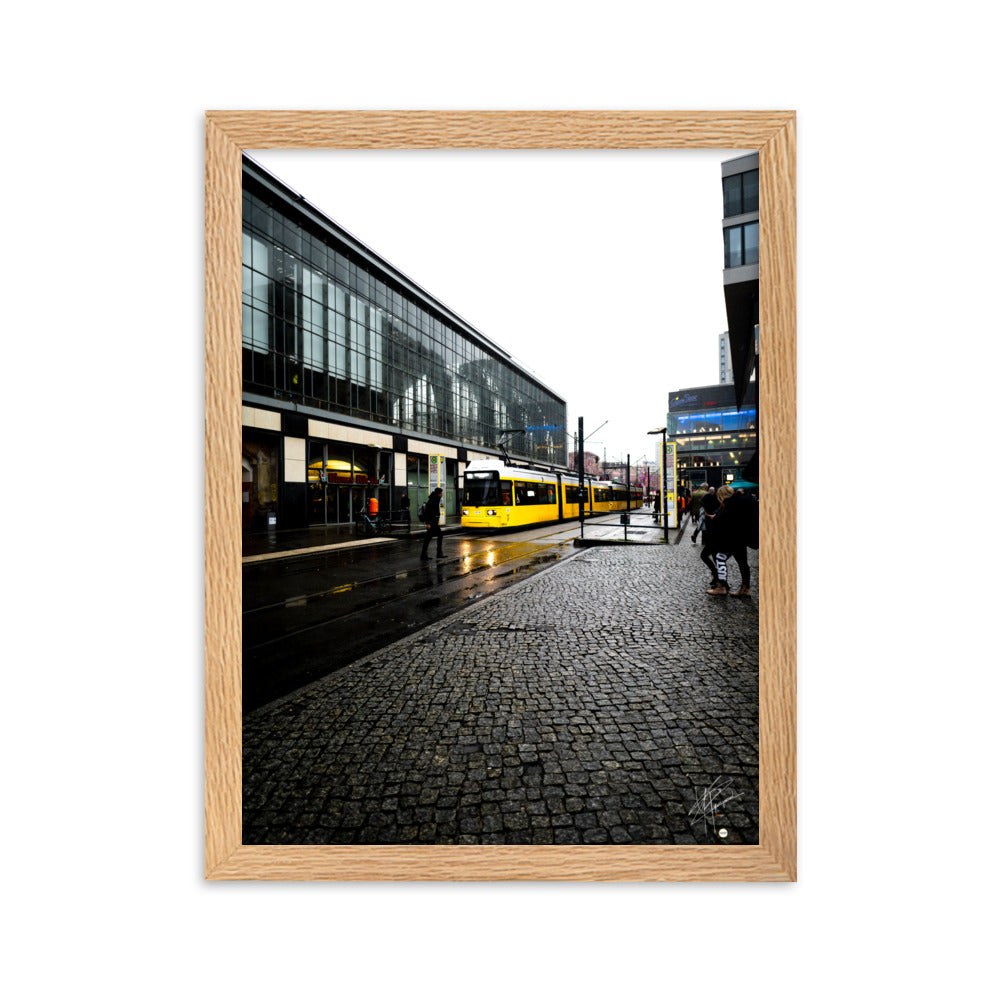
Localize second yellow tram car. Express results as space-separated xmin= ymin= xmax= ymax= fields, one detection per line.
xmin=461 ymin=459 xmax=642 ymax=530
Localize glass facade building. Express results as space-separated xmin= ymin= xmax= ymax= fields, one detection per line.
xmin=667 ymin=382 xmax=758 ymax=489
xmin=241 ymin=157 xmax=567 ymax=532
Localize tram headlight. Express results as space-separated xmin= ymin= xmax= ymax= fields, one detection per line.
xmin=487 ymin=509 xmax=496 ymax=517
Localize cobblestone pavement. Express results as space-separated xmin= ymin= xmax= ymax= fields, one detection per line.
xmin=243 ymin=539 xmax=759 ymax=846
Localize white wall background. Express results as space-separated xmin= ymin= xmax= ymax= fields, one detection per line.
xmin=3 ymin=2 xmax=995 ymax=996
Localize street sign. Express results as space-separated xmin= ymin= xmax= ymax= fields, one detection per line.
xmin=429 ymin=454 xmax=445 ymax=525
xmin=661 ymin=441 xmax=678 ymax=528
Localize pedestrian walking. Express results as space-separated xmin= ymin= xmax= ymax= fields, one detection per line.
xmin=698 ymin=486 xmax=721 ymax=587
xmin=706 ymin=485 xmax=753 ymax=596
xmin=419 ymin=487 xmax=444 ymax=560
xmin=689 ymin=482 xmax=709 ymax=543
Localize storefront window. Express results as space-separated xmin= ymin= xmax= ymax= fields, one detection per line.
xmin=242 ymin=431 xmax=279 ymax=530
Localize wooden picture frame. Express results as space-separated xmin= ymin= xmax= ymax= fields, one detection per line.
xmin=205 ymin=110 xmax=796 ymax=881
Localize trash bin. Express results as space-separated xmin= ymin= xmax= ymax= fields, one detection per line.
xmin=367 ymin=497 xmax=379 ymax=515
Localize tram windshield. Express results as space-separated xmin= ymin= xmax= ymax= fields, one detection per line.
xmin=464 ymin=470 xmax=501 ymax=505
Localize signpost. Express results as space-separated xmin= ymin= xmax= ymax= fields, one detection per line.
xmin=662 ymin=441 xmax=677 ymax=529
xmin=429 ymin=454 xmax=445 ymax=524
xmin=648 ymin=426 xmax=671 ymax=541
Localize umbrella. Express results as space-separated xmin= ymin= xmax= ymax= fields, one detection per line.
xmin=728 ymin=479 xmax=758 ymax=490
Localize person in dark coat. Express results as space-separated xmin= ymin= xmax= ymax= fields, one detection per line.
xmin=419 ymin=487 xmax=444 ymax=560
xmin=706 ymin=485 xmax=753 ymax=596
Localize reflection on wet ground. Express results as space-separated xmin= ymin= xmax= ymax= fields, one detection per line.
xmin=242 ymin=531 xmax=579 ymax=711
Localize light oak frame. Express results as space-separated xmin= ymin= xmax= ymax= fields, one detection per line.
xmin=205 ymin=111 xmax=796 ymax=881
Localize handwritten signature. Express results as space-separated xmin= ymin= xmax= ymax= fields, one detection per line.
xmin=688 ymin=777 xmax=743 ymax=835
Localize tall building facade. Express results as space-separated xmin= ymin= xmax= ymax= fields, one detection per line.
xmin=241 ymin=157 xmax=568 ymax=532
xmin=721 ymin=152 xmax=759 ymax=407
xmin=661 ymin=154 xmax=761 ymax=495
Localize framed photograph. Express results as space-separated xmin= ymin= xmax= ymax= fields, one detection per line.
xmin=205 ymin=111 xmax=796 ymax=880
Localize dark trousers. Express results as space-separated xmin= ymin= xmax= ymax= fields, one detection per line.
xmin=700 ymin=544 xmax=717 ymax=582
xmin=714 ymin=546 xmax=750 ymax=589
xmin=420 ymin=521 xmax=443 ymax=557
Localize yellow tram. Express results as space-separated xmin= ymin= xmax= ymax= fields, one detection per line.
xmin=461 ymin=459 xmax=642 ymax=530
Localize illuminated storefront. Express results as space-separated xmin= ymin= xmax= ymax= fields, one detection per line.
xmin=667 ymin=382 xmax=758 ymax=489
xmin=241 ymin=156 xmax=567 ymax=531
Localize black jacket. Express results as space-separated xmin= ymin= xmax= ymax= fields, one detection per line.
xmin=698 ymin=491 xmax=719 ymax=545
xmin=710 ymin=492 xmax=756 ymax=553
xmin=423 ymin=494 xmax=442 ymax=526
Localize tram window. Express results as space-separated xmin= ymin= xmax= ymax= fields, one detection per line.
xmin=514 ymin=481 xmax=555 ymax=504
xmin=463 ymin=470 xmax=500 ymax=505
xmin=500 ymin=479 xmax=512 ymax=505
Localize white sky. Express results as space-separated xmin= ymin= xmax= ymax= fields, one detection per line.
xmin=250 ymin=148 xmax=749 ymax=467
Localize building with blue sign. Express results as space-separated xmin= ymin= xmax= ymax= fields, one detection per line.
xmin=241 ymin=156 xmax=567 ymax=532
xmin=667 ymin=382 xmax=758 ymax=489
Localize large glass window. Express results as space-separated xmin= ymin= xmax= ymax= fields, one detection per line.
xmin=723 ymin=169 xmax=758 ymax=217
xmin=723 ymin=175 xmax=743 ymax=218
xmin=464 ymin=470 xmax=500 ymax=505
xmin=744 ymin=221 xmax=759 ymax=265
xmin=742 ymin=170 xmax=758 ymax=213
xmin=724 ymin=222 xmax=759 ymax=268
xmin=724 ymin=226 xmax=743 ymax=268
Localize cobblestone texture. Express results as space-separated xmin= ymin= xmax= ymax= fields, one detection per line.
xmin=243 ymin=540 xmax=759 ymax=845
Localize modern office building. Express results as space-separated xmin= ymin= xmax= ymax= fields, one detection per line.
xmin=721 ymin=152 xmax=759 ymax=408
xmin=241 ymin=156 xmax=568 ymax=532
xmin=667 ymin=382 xmax=758 ymax=489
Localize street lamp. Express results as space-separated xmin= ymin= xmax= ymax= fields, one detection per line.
xmin=648 ymin=427 xmax=668 ymax=541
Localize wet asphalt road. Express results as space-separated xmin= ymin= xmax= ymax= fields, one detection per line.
xmin=243 ymin=523 xmax=595 ymax=712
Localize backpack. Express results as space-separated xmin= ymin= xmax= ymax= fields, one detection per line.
xmin=417 ymin=502 xmax=427 ymax=521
